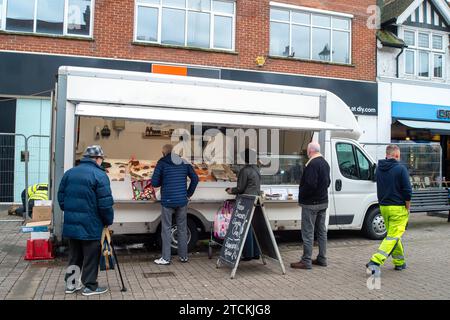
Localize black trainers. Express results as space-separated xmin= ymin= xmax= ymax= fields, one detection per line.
xmin=366 ymin=261 xmax=380 ymax=275
xmin=394 ymin=263 xmax=407 ymax=271
xmin=179 ymin=257 xmax=188 ymax=263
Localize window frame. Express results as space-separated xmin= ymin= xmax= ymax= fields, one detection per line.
xmin=269 ymin=5 xmax=352 ymax=64
xmin=0 ymin=0 xmax=6 ymax=30
xmin=354 ymin=146 xmax=371 ymax=181
xmin=402 ymin=28 xmax=446 ymax=80
xmin=66 ymin=0 xmax=95 ymax=37
xmin=0 ymin=0 xmax=94 ymax=38
xmin=418 ymin=50 xmax=430 ymax=78
xmin=404 ymin=49 xmax=416 ymax=75
xmin=336 ymin=142 xmax=372 ymax=181
xmin=433 ymin=53 xmax=444 ymax=78
xmin=134 ymin=0 xmax=236 ymax=51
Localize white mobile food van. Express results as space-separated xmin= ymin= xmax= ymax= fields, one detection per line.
xmin=51 ymin=66 xmax=383 ymax=249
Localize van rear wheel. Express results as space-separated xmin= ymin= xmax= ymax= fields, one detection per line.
xmin=156 ymin=217 xmax=199 ymax=255
xmin=362 ymin=207 xmax=387 ymax=240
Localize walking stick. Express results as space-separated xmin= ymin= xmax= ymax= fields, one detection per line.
xmin=109 ymin=230 xmax=127 ymax=292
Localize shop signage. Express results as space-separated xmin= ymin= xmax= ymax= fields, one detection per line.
xmin=437 ymin=109 xmax=450 ymax=120
xmin=392 ymin=101 xmax=450 ymax=122
xmin=220 ymin=69 xmax=378 ymax=116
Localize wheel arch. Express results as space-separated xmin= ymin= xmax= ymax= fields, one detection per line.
xmin=359 ymin=202 xmax=380 ymax=229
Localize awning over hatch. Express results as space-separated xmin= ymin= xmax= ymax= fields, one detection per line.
xmin=75 ymin=103 xmax=351 ymax=132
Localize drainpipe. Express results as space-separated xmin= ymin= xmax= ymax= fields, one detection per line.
xmin=395 ymin=47 xmax=404 ymax=78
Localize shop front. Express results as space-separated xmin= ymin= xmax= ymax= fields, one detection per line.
xmin=378 ymin=79 xmax=450 ymax=184
xmin=392 ymin=101 xmax=450 ymax=183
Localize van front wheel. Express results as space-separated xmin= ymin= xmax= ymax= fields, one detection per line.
xmin=362 ymin=207 xmax=387 ymax=240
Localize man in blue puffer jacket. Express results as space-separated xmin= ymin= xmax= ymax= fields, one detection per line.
xmin=58 ymin=145 xmax=114 ymax=296
xmin=152 ymin=144 xmax=199 ymax=265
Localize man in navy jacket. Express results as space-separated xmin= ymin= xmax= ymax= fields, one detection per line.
xmin=152 ymin=144 xmax=199 ymax=265
xmin=58 ymin=145 xmax=114 ymax=296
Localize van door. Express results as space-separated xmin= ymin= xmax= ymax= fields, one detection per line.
xmin=330 ymin=139 xmax=377 ymax=228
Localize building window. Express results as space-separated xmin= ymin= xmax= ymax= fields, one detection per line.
xmin=418 ymin=51 xmax=429 ymax=77
xmin=0 ymin=0 xmax=94 ymax=37
xmin=135 ymin=0 xmax=236 ymax=51
xmin=404 ymin=30 xmax=415 ymax=46
xmin=37 ymin=0 xmax=65 ymax=35
xmin=6 ymin=0 xmax=34 ymax=32
xmin=67 ymin=0 xmax=92 ymax=36
xmin=402 ymin=29 xmax=445 ymax=79
xmin=270 ymin=5 xmax=352 ymax=64
xmin=0 ymin=0 xmax=2 ymax=28
xmin=434 ymin=54 xmax=443 ymax=78
xmin=405 ymin=50 xmax=415 ymax=75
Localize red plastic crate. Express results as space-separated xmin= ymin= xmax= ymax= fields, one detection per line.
xmin=25 ymin=239 xmax=54 ymax=260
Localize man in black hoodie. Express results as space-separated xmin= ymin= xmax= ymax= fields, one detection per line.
xmin=367 ymin=145 xmax=412 ymax=275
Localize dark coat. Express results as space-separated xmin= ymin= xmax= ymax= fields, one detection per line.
xmin=230 ymin=165 xmax=261 ymax=196
xmin=58 ymin=158 xmax=114 ymax=240
xmin=376 ymin=158 xmax=412 ymax=206
xmin=298 ymin=156 xmax=331 ymax=206
xmin=151 ymin=153 xmax=199 ymax=208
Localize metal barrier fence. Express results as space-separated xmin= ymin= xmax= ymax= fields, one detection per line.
xmin=0 ymin=133 xmax=50 ymax=221
xmin=0 ymin=133 xmax=25 ymax=204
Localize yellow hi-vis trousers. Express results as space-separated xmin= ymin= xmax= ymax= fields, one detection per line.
xmin=371 ymin=205 xmax=409 ymax=267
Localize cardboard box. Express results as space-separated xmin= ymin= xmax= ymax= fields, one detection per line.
xmin=21 ymin=220 xmax=51 ymax=233
xmin=32 ymin=206 xmax=52 ymax=222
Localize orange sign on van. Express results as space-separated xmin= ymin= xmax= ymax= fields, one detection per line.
xmin=152 ymin=64 xmax=187 ymax=76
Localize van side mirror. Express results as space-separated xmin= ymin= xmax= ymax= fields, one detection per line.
xmin=370 ymin=164 xmax=377 ymax=182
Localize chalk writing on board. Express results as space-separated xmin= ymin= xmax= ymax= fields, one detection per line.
xmin=219 ymin=195 xmax=257 ymax=266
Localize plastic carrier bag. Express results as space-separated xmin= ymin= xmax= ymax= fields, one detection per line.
xmin=214 ymin=200 xmax=234 ymax=239
xmin=132 ymin=179 xmax=156 ymax=201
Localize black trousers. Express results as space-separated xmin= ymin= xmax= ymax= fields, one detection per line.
xmin=64 ymin=239 xmax=101 ymax=290
xmin=15 ymin=189 xmax=34 ymax=217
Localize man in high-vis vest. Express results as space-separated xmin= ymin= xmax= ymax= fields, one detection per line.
xmin=11 ymin=183 xmax=48 ymax=217
xmin=366 ymin=145 xmax=412 ymax=276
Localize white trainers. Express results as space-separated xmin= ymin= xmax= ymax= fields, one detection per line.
xmin=179 ymin=257 xmax=188 ymax=263
xmin=154 ymin=257 xmax=171 ymax=265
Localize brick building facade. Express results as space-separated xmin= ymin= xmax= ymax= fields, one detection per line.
xmin=0 ymin=0 xmax=376 ymax=81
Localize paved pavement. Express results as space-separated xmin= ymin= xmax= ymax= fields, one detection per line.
xmin=1 ymin=209 xmax=450 ymax=300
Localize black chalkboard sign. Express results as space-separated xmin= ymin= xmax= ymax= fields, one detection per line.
xmin=217 ymin=195 xmax=286 ymax=279
xmin=218 ymin=195 xmax=257 ymax=268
